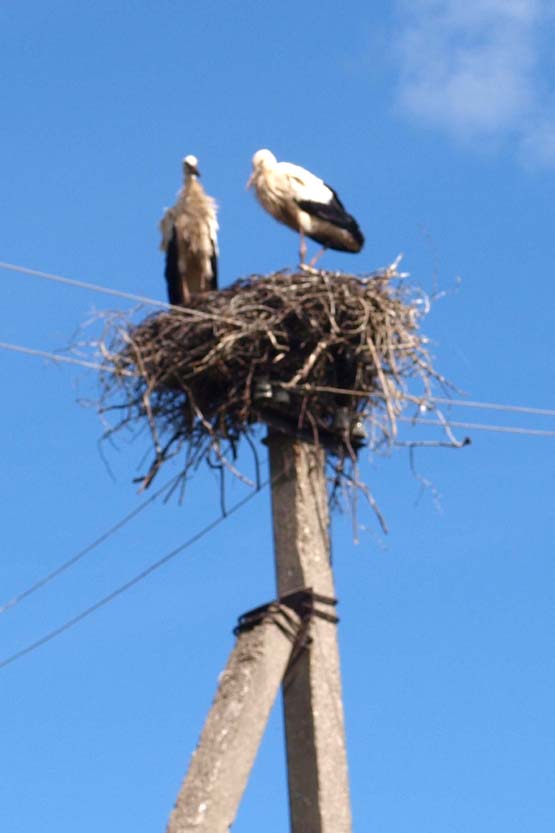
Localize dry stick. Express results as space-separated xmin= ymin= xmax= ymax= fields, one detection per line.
xmin=132 ymin=344 xmax=163 ymax=471
xmin=365 ymin=335 xmax=398 ymax=439
xmin=243 ymin=431 xmax=262 ymax=491
xmin=430 ymin=407 xmax=468 ymax=447
xmin=284 ymin=336 xmax=332 ymax=389
xmin=192 ymin=402 xmax=255 ymax=489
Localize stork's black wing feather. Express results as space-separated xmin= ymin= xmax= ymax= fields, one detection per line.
xmin=324 ymin=183 xmax=346 ymax=211
xmin=296 ymin=183 xmax=350 ymax=227
xmin=209 ymin=244 xmax=218 ymax=291
xmin=164 ymin=228 xmax=186 ymax=306
xmin=297 ymin=184 xmax=364 ymax=251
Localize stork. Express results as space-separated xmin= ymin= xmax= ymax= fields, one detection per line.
xmin=247 ymin=149 xmax=364 ymax=268
xmin=160 ymin=155 xmax=219 ymax=306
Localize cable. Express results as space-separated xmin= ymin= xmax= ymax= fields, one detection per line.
xmin=3 ymin=340 xmax=555 ymax=431
xmin=399 ymin=416 xmax=555 ymax=437
xmin=0 ymin=260 xmax=173 ymax=310
xmin=1 ymin=341 xmax=553 ymax=438
xmin=0 ymin=478 xmax=269 ymax=671
xmin=0 ymin=260 xmax=228 ymax=323
xmin=291 ymin=383 xmax=555 ymax=419
xmin=1 ymin=341 xmax=553 ymax=437
xmin=420 ymin=396 xmax=555 ymax=418
xmin=0 ymin=474 xmax=180 ymax=616
xmin=0 ymin=341 xmax=132 ymax=375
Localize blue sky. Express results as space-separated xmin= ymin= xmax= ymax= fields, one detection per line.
xmin=1 ymin=2 xmax=555 ymax=831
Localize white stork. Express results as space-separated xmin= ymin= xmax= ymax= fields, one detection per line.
xmin=247 ymin=149 xmax=364 ymax=267
xmin=160 ymin=155 xmax=219 ymax=306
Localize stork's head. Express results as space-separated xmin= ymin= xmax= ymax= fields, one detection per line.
xmin=183 ymin=155 xmax=200 ymax=178
xmin=246 ymin=149 xmax=276 ymax=188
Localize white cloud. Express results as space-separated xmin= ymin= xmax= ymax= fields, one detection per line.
xmin=395 ymin=0 xmax=555 ymax=165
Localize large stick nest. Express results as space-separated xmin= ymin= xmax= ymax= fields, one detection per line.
xmin=96 ymin=266 xmax=449 ymax=511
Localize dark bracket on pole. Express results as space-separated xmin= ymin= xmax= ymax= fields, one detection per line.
xmin=234 ymin=588 xmax=339 ymax=683
xmin=232 ymin=601 xmax=300 ymax=644
xmin=234 ymin=587 xmax=339 ymax=638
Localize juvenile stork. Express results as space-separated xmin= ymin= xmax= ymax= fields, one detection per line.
xmin=160 ymin=155 xmax=219 ymax=306
xmin=247 ymin=149 xmax=364 ymax=267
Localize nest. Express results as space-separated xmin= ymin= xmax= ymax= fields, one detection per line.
xmin=95 ymin=265 xmax=451 ymax=524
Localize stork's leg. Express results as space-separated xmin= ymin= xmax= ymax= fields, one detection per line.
xmin=299 ymin=231 xmax=307 ymax=266
xmin=308 ymin=247 xmax=327 ymax=268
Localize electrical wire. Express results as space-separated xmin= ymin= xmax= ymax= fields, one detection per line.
xmin=0 ymin=260 xmax=229 ymax=323
xmin=0 ymin=478 xmax=269 ymax=671
xmin=0 ymin=340 xmax=129 ymax=374
xmin=0 ymin=474 xmax=180 ymax=616
xmin=1 ymin=339 xmax=553 ymax=438
xmin=292 ymin=382 xmax=555 ymax=418
xmin=418 ymin=396 xmax=555 ymax=418
xmin=2 ymin=337 xmax=555 ymax=432
xmin=0 ymin=259 xmax=173 ymax=310
xmin=399 ymin=416 xmax=555 ymax=437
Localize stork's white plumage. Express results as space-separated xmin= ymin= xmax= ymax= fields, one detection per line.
xmin=247 ymin=149 xmax=364 ymax=266
xmin=160 ymin=155 xmax=219 ymax=306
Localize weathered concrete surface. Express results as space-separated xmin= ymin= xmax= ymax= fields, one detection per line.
xmin=268 ymin=431 xmax=352 ymax=833
xmin=166 ymin=604 xmax=301 ymax=833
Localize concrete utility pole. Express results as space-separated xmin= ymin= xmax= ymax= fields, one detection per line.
xmin=267 ymin=430 xmax=352 ymax=833
xmin=167 ymin=603 xmax=301 ymax=833
xmin=166 ymin=431 xmax=352 ymax=833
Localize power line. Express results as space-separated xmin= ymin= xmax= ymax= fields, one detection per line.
xmin=0 ymin=259 xmax=173 ymax=310
xmin=399 ymin=416 xmax=555 ymax=437
xmin=0 ymin=478 xmax=269 ymax=672
xmin=1 ymin=340 xmax=553 ymax=438
xmin=3 ymin=338 xmax=555 ymax=432
xmin=0 ymin=260 xmax=230 ymax=323
xmin=420 ymin=396 xmax=555 ymax=418
xmin=0 ymin=474 xmax=180 ymax=616
xmin=0 ymin=340 xmax=132 ymax=375
xmin=293 ymin=383 xmax=555 ymax=419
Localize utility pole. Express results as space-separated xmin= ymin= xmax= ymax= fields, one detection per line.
xmin=165 ymin=430 xmax=352 ymax=833
xmin=267 ymin=429 xmax=352 ymax=833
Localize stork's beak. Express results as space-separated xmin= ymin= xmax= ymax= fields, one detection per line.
xmin=246 ymin=172 xmax=254 ymax=190
xmin=184 ymin=162 xmax=201 ymax=178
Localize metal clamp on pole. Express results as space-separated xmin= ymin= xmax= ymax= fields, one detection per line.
xmin=274 ymin=588 xmax=339 ymax=684
xmin=234 ymin=600 xmax=301 ymax=644
xmin=234 ymin=587 xmax=338 ymax=642
xmin=279 ymin=586 xmax=339 ymax=625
